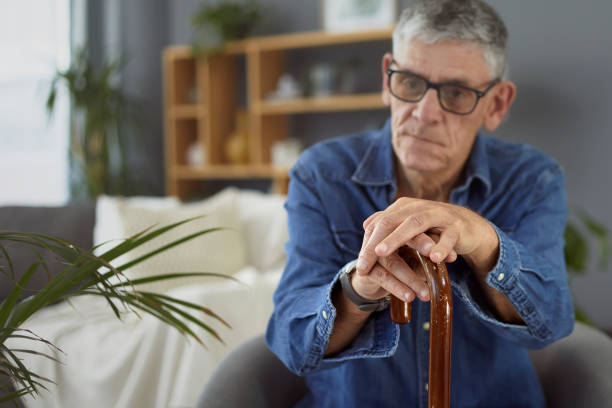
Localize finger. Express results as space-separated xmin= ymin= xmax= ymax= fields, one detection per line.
xmin=374 ymin=210 xmax=435 ymax=257
xmin=357 ymin=216 xmax=401 ymax=275
xmin=360 ymin=213 xmax=381 ymax=252
xmin=378 ymin=253 xmax=430 ymax=301
xmin=362 ymin=211 xmax=382 ymax=231
xmin=407 ymin=233 xmax=436 ymax=257
xmin=417 ymin=231 xmax=456 ymax=262
xmin=368 ymin=263 xmax=416 ymax=302
xmin=429 ymin=227 xmax=460 ymax=263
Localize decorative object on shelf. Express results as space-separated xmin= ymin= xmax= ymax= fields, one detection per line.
xmin=271 ymin=138 xmax=302 ymax=168
xmin=186 ymin=141 xmax=205 ymax=167
xmin=46 ymin=48 xmax=141 ymax=199
xmin=336 ymin=56 xmax=363 ymax=94
xmin=0 ymin=220 xmax=233 ymax=403
xmin=225 ymin=110 xmax=250 ymax=164
xmin=266 ymin=73 xmax=302 ymax=101
xmin=309 ymin=62 xmax=337 ymax=97
xmin=187 ymin=86 xmax=199 ymax=104
xmin=191 ymin=0 xmax=262 ymax=55
xmin=321 ymin=0 xmax=397 ymax=33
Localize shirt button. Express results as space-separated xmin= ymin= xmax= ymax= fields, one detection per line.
xmin=322 ymin=310 xmax=328 ymax=319
xmin=422 ymin=322 xmax=430 ymax=331
xmin=497 ymin=273 xmax=505 ymax=281
xmin=425 ymin=383 xmax=428 ymax=391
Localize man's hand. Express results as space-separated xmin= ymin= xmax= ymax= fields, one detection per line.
xmin=351 ymin=198 xmax=500 ymax=304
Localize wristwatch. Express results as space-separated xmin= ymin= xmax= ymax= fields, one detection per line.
xmin=339 ymin=260 xmax=390 ymax=312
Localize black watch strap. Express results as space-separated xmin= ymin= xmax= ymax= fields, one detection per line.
xmin=339 ymin=260 xmax=390 ymax=312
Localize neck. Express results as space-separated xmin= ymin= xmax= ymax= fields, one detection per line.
xmin=394 ymin=163 xmax=463 ymax=202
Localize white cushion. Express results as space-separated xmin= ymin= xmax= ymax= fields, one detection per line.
xmin=94 ymin=194 xmax=180 ymax=249
xmin=236 ymin=190 xmax=288 ymax=271
xmin=95 ymin=188 xmax=247 ymax=292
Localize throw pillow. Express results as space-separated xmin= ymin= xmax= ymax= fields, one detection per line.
xmin=106 ymin=188 xmax=247 ymax=292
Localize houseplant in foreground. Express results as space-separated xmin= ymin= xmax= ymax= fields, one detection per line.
xmin=0 ymin=218 xmax=234 ymax=404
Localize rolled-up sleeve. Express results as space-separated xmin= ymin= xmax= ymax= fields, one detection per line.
xmin=453 ymin=164 xmax=574 ymax=349
xmin=265 ymin=162 xmax=398 ymax=375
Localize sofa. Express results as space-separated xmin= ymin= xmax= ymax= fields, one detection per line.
xmin=1 ymin=188 xmax=288 ymax=408
xmin=3 ymin=188 xmax=612 ymax=408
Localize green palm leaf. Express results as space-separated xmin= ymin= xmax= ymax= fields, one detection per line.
xmin=0 ymin=218 xmax=236 ymax=403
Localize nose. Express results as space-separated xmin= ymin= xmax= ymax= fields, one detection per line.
xmin=412 ymin=88 xmax=442 ymax=123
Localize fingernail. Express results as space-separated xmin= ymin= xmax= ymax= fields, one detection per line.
xmin=356 ymin=258 xmax=367 ymax=272
xmin=376 ymin=243 xmax=388 ymax=253
xmin=404 ymin=292 xmax=412 ymax=301
xmin=422 ymin=242 xmax=432 ymax=254
xmin=431 ymin=252 xmax=441 ymax=262
xmin=420 ymin=289 xmax=429 ymax=299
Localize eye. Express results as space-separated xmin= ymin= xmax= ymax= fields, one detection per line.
xmin=402 ymin=76 xmax=422 ymax=90
xmin=402 ymin=77 xmax=422 ymax=89
xmin=442 ymin=85 xmax=468 ymax=101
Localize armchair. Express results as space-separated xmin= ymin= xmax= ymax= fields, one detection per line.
xmin=198 ymin=321 xmax=612 ymax=408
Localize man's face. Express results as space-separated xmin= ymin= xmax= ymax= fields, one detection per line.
xmin=382 ymin=39 xmax=499 ymax=178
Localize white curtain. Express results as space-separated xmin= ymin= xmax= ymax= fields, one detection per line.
xmin=0 ymin=0 xmax=71 ymax=205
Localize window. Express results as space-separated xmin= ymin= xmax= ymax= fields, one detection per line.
xmin=0 ymin=0 xmax=70 ymax=205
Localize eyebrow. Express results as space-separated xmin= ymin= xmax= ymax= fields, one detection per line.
xmin=390 ymin=60 xmax=475 ymax=88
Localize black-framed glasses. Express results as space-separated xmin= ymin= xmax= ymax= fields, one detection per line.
xmin=386 ymin=65 xmax=499 ymax=115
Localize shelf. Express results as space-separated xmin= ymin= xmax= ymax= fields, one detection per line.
xmin=164 ymin=28 xmax=393 ymax=198
xmin=170 ymin=104 xmax=205 ymax=119
xmin=173 ymin=165 xmax=290 ymax=179
xmin=256 ymin=93 xmax=386 ymax=115
xmin=245 ymin=27 xmax=393 ymax=51
xmin=165 ymin=42 xmax=248 ymax=58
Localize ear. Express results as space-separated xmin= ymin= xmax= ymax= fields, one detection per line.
xmin=483 ymin=81 xmax=516 ymax=131
xmin=381 ymin=52 xmax=393 ymax=106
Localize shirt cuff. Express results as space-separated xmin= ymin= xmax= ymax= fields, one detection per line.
xmin=452 ymin=225 xmax=553 ymax=344
xmin=305 ymin=261 xmax=400 ymax=371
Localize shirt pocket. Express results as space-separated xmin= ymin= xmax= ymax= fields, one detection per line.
xmin=331 ymin=228 xmax=363 ymax=259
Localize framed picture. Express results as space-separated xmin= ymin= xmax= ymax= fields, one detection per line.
xmin=321 ymin=0 xmax=398 ymax=33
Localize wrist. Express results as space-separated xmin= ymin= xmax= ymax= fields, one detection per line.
xmin=464 ymin=222 xmax=499 ymax=275
xmin=338 ymin=260 xmax=390 ymax=312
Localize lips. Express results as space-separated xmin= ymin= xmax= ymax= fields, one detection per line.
xmin=401 ymin=131 xmax=444 ymax=147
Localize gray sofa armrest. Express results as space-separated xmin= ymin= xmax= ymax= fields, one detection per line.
xmin=197 ymin=335 xmax=308 ymax=408
xmin=0 ymin=202 xmax=95 ymax=303
xmin=529 ymin=321 xmax=612 ymax=408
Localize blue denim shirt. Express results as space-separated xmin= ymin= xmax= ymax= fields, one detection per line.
xmin=266 ymin=119 xmax=574 ymax=407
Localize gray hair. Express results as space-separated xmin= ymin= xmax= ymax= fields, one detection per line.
xmin=393 ymin=0 xmax=509 ymax=79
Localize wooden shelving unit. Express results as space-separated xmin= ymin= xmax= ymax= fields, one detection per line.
xmin=163 ymin=28 xmax=392 ymax=199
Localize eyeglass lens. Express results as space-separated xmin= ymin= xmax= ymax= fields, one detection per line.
xmin=389 ymin=71 xmax=479 ymax=114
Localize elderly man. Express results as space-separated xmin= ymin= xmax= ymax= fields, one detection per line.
xmin=266 ymin=0 xmax=574 ymax=406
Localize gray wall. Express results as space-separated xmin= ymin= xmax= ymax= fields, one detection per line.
xmin=100 ymin=0 xmax=612 ymax=329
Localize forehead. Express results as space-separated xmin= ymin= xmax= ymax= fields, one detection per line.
xmin=394 ymin=39 xmax=491 ymax=85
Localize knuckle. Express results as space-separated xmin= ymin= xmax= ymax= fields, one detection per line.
xmin=407 ymin=214 xmax=426 ymax=228
xmin=363 ymin=212 xmax=382 ymax=229
xmin=377 ymin=217 xmax=395 ymax=231
xmin=372 ymin=266 xmax=386 ymax=282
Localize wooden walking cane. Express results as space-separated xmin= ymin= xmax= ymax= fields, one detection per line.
xmin=390 ymin=246 xmax=453 ymax=408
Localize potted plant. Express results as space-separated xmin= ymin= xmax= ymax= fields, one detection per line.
xmin=191 ymin=0 xmax=262 ymax=55
xmin=46 ymin=49 xmax=140 ymax=199
xmin=564 ymin=210 xmax=610 ymax=326
xmin=0 ymin=219 xmax=233 ymax=404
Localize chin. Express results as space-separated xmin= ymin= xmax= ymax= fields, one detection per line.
xmin=398 ymin=154 xmax=444 ymax=173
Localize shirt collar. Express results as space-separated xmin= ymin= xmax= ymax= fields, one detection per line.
xmin=460 ymin=133 xmax=492 ymax=196
xmin=351 ymin=118 xmax=492 ymax=196
xmin=351 ymin=118 xmax=395 ymax=186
